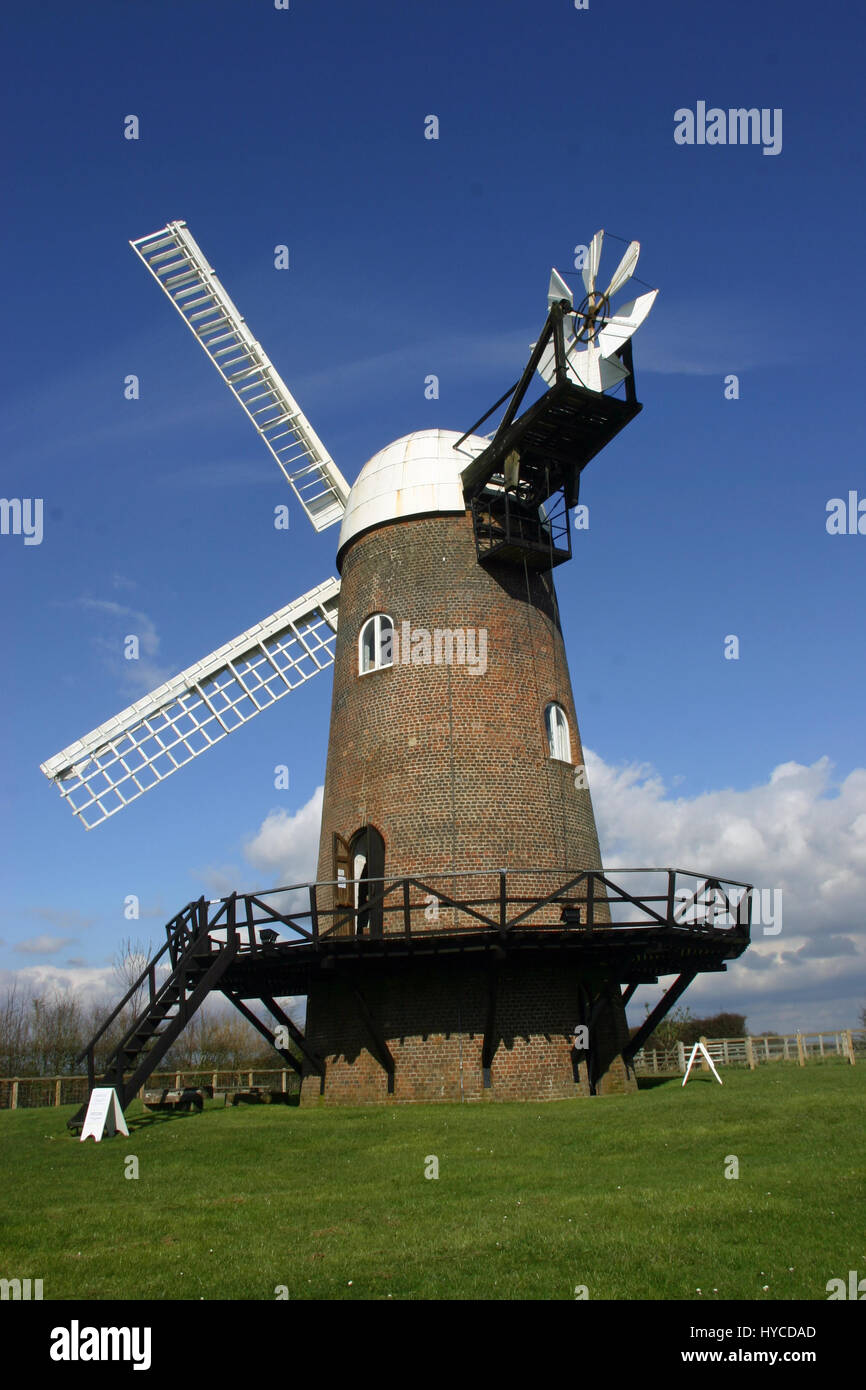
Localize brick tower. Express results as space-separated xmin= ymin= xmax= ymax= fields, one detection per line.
xmin=301 ymin=429 xmax=636 ymax=1104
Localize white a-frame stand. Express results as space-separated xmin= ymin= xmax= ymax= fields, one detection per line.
xmin=80 ymin=1087 xmax=129 ymax=1141
xmin=682 ymin=1042 xmax=723 ymax=1087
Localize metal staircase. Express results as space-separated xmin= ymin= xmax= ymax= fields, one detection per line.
xmin=130 ymin=221 xmax=350 ymax=531
xmin=68 ymin=900 xmax=239 ymax=1129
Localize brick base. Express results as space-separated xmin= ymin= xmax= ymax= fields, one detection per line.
xmin=299 ymin=958 xmax=637 ymax=1105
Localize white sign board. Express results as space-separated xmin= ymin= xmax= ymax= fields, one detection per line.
xmin=80 ymin=1087 xmax=129 ymax=1142
xmin=682 ymin=1041 xmax=723 ymax=1087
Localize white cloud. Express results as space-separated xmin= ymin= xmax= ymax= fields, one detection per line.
xmin=14 ymin=935 xmax=75 ymax=956
xmin=28 ymin=906 xmax=95 ymax=931
xmin=637 ymin=294 xmax=805 ymax=376
xmin=196 ymin=863 xmax=246 ymax=900
xmin=243 ymin=785 xmax=324 ymax=887
xmin=587 ymin=750 xmax=866 ymax=1032
xmin=0 ymin=964 xmax=118 ymax=1004
xmin=74 ymin=598 xmax=174 ymax=695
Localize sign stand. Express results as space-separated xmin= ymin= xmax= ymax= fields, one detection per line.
xmin=79 ymin=1087 xmax=129 ymax=1141
xmin=682 ymin=1041 xmax=723 ymax=1086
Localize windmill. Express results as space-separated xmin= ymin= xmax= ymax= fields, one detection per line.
xmin=42 ymin=224 xmax=752 ymax=1116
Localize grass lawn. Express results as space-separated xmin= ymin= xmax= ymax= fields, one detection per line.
xmin=0 ymin=1061 xmax=863 ymax=1301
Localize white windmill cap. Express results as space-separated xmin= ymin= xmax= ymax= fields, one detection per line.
xmin=336 ymin=428 xmax=490 ymax=566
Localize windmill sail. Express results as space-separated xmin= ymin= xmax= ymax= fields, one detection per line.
xmin=41 ymin=578 xmax=340 ymax=829
xmin=130 ymin=222 xmax=350 ymax=531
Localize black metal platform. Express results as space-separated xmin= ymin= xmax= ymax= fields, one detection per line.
xmin=69 ymin=867 xmax=751 ymax=1124
xmin=460 ymin=379 xmax=641 ymax=508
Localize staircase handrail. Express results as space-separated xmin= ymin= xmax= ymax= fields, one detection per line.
xmin=74 ymin=899 xmax=204 ymax=1063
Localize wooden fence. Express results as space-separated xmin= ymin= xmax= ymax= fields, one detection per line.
xmin=2 ymin=1031 xmax=864 ymax=1107
xmin=633 ymin=1028 xmax=865 ymax=1075
xmin=0 ymin=1067 xmax=300 ymax=1110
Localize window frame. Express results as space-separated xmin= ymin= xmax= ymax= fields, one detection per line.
xmin=358 ymin=613 xmax=394 ymax=675
xmin=545 ymin=701 xmax=572 ymax=763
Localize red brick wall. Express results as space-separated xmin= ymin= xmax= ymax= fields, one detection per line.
xmin=300 ymin=960 xmax=636 ymax=1105
xmin=316 ymin=510 xmax=605 ymax=898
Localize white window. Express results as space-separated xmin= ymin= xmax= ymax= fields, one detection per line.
xmin=545 ymin=702 xmax=571 ymax=762
xmin=358 ymin=614 xmax=394 ymax=674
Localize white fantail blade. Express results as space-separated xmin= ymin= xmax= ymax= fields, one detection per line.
xmin=596 ymin=350 xmax=631 ymax=391
xmin=604 ymin=240 xmax=640 ymax=299
xmin=564 ymin=342 xmax=629 ymax=393
xmin=582 ymin=229 xmax=604 ymax=296
xmin=40 ymin=578 xmax=341 ymax=829
xmin=547 ymin=267 xmax=574 ymax=308
xmin=597 ymin=288 xmax=658 ymax=358
xmin=130 ymin=222 xmax=351 ymax=532
xmin=535 ymin=335 xmax=628 ymax=394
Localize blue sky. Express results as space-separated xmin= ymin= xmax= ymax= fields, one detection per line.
xmin=1 ymin=0 xmax=864 ymax=1035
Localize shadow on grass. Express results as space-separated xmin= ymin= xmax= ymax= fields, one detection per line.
xmin=125 ymin=1108 xmax=205 ymax=1133
xmin=636 ymin=1076 xmax=680 ymax=1090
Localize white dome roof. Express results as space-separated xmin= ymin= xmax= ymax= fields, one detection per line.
xmin=337 ymin=428 xmax=490 ymax=562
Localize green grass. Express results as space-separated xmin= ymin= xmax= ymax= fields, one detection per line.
xmin=1 ymin=1062 xmax=863 ymax=1301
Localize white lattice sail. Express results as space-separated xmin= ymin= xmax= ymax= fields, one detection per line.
xmin=41 ymin=578 xmax=340 ymax=829
xmin=130 ymin=221 xmax=351 ymax=531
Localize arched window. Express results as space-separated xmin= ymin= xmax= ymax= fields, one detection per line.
xmin=358 ymin=614 xmax=394 ymax=674
xmin=545 ymin=702 xmax=571 ymax=762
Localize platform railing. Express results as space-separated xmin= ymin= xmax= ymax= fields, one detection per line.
xmin=195 ymin=867 xmax=753 ymax=952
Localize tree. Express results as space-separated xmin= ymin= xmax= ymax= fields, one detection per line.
xmin=636 ymin=1006 xmax=748 ymax=1053
xmin=640 ymin=1004 xmax=694 ymax=1051
xmin=28 ymin=990 xmax=87 ymax=1075
xmin=111 ymin=936 xmax=156 ymax=1018
xmin=679 ymin=1012 xmax=748 ymax=1047
xmin=0 ymin=981 xmax=29 ymax=1075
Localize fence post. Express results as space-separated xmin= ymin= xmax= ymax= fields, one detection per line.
xmin=783 ymin=1035 xmax=790 ymax=1060
xmin=248 ymin=1070 xmax=253 ymax=1088
xmin=819 ymin=1034 xmax=825 ymax=1057
xmin=699 ymin=1036 xmax=709 ymax=1071
xmin=11 ymin=1079 xmax=18 ymax=1109
xmin=175 ymin=1073 xmax=181 ymax=1090
xmin=652 ymin=1051 xmax=658 ymax=1074
xmin=723 ymin=1039 xmax=729 ymax=1065
xmin=796 ymin=1032 xmax=805 ymax=1067
xmin=55 ymin=1079 xmax=61 ymax=1107
xmin=281 ymin=1069 xmax=287 ymax=1093
xmin=745 ymin=1036 xmax=755 ymax=1070
xmin=846 ymin=1030 xmax=856 ymax=1066
xmin=677 ymin=1041 xmax=686 ymax=1073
